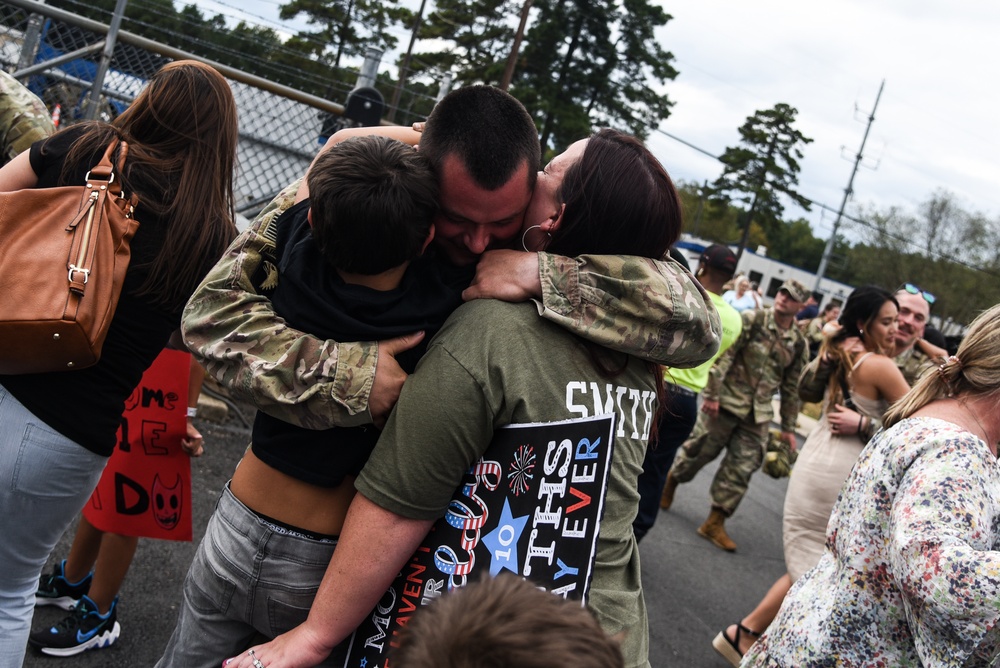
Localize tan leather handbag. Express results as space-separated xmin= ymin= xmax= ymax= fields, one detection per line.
xmin=0 ymin=141 xmax=140 ymax=373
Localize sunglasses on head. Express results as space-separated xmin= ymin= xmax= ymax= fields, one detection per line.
xmin=900 ymin=283 xmax=936 ymax=305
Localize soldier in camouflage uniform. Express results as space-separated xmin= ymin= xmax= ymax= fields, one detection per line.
xmin=662 ymin=279 xmax=810 ymax=552
xmin=892 ymin=286 xmax=941 ymax=384
xmin=0 ymin=70 xmax=54 ymax=165
xmin=182 ymin=87 xmax=722 ymax=431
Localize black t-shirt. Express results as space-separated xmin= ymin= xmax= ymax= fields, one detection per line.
xmin=250 ymin=200 xmax=472 ymax=487
xmin=1 ymin=127 xmax=195 ymax=456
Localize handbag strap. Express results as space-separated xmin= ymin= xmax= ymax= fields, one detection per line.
xmin=86 ymin=141 xmax=127 ymax=198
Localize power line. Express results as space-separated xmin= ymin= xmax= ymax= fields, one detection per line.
xmin=655 ymin=126 xmax=1000 ymax=278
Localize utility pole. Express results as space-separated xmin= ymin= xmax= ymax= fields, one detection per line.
xmin=500 ymin=0 xmax=533 ymax=90
xmin=813 ymin=80 xmax=884 ymax=292
xmin=387 ymin=0 xmax=427 ymax=123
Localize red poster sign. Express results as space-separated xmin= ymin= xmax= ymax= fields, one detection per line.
xmin=83 ymin=348 xmax=193 ymax=541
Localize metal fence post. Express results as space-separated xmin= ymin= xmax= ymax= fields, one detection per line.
xmin=16 ymin=1 xmax=45 ymax=71
xmin=83 ymin=0 xmax=126 ymax=120
xmin=356 ymin=46 xmax=382 ymax=89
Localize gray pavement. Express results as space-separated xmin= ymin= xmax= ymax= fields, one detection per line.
xmin=24 ymin=411 xmax=798 ymax=668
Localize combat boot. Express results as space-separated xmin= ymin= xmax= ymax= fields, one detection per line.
xmin=660 ymin=473 xmax=679 ymax=511
xmin=697 ymin=508 xmax=737 ymax=552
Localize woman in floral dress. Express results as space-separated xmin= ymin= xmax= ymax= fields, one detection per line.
xmin=742 ymin=303 xmax=1000 ymax=667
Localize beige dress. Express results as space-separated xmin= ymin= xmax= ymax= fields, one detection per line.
xmin=782 ymin=353 xmax=889 ymax=581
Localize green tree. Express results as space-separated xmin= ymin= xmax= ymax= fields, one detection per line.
xmin=409 ymin=0 xmax=518 ymax=87
xmin=711 ymin=103 xmax=812 ymax=259
xmin=511 ymin=0 xmax=677 ymax=151
xmin=278 ymin=0 xmax=412 ymax=70
xmin=833 ymin=195 xmax=1000 ymax=326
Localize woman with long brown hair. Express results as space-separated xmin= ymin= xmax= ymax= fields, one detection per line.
xmin=0 ymin=60 xmax=237 ymax=666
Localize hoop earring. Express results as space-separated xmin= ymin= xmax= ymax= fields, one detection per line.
xmin=521 ymin=224 xmax=552 ymax=252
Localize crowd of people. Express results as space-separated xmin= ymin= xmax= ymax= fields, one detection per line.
xmin=1 ymin=61 xmax=997 ymax=668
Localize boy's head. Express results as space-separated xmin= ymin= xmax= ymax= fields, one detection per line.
xmin=390 ymin=575 xmax=624 ymax=668
xmin=307 ymin=135 xmax=438 ymax=275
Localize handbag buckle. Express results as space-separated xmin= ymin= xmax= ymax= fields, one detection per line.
xmin=83 ymin=170 xmax=114 ymax=185
xmin=68 ymin=264 xmax=90 ymax=285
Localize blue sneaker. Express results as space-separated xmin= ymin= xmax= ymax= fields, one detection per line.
xmin=35 ymin=559 xmax=92 ymax=611
xmin=28 ymin=595 xmax=121 ymax=657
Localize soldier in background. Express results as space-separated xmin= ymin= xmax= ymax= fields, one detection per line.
xmin=0 ymin=70 xmax=55 ymax=165
xmin=802 ymin=302 xmax=841 ymax=359
xmin=661 ymin=279 xmax=810 ymax=552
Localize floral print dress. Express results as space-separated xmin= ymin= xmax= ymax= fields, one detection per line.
xmin=742 ymin=417 xmax=1000 ymax=667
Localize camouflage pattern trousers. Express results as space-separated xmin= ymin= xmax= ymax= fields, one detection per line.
xmin=669 ymin=407 xmax=768 ymax=516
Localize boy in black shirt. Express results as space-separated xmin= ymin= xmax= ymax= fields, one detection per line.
xmin=157 ymin=135 xmax=468 ymax=668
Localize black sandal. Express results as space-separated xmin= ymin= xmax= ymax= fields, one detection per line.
xmin=711 ymin=622 xmax=760 ymax=667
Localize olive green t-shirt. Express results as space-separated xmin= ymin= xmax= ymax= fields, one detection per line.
xmin=357 ymin=299 xmax=656 ymax=668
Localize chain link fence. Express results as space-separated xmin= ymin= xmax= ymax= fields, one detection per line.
xmin=0 ymin=0 xmax=370 ymax=217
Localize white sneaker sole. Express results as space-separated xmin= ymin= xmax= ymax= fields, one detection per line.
xmin=38 ymin=621 xmax=121 ymax=657
xmin=34 ymin=595 xmax=79 ymax=611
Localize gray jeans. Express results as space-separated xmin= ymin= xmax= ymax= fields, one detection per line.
xmin=156 ymin=484 xmax=348 ymax=668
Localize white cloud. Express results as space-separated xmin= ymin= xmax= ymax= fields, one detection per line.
xmin=651 ymin=0 xmax=1000 ymax=236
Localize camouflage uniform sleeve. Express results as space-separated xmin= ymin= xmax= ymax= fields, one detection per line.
xmin=779 ymin=337 xmax=808 ymax=432
xmin=798 ymin=353 xmax=833 ymax=403
xmin=0 ymin=71 xmax=55 ymax=165
xmin=534 ymin=253 xmax=721 ymax=368
xmin=181 ymin=180 xmax=377 ymax=429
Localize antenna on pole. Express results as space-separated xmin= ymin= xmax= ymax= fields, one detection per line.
xmin=813 ymin=79 xmax=884 ymax=293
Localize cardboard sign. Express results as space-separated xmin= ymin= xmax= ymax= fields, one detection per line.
xmin=83 ymin=348 xmax=193 ymax=541
xmin=344 ymin=414 xmax=616 ymax=667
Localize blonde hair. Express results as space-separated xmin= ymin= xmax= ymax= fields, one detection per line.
xmin=884 ymin=303 xmax=1000 ymax=429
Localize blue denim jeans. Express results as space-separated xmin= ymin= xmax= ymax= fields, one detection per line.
xmin=0 ymin=384 xmax=107 ymax=668
xmin=156 ymin=484 xmax=349 ymax=668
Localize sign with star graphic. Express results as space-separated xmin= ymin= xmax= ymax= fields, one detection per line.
xmin=344 ymin=414 xmax=615 ymax=667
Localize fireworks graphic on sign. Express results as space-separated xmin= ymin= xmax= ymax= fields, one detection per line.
xmin=507 ymin=444 xmax=535 ymax=496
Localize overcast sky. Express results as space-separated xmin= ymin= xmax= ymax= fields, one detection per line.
xmin=193 ymin=0 xmax=1000 ymax=242
xmin=649 ymin=0 xmax=1000 ymax=243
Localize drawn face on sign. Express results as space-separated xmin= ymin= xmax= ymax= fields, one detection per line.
xmin=151 ymin=474 xmax=182 ymax=530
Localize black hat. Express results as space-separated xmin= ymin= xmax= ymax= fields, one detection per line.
xmin=699 ymin=244 xmax=737 ymax=276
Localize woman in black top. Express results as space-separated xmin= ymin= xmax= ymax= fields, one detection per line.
xmin=0 ymin=60 xmax=237 ymax=666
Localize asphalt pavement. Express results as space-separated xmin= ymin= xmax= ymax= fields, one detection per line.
xmin=24 ymin=407 xmax=801 ymax=668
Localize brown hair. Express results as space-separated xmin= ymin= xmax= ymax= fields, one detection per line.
xmin=307 ymin=136 xmax=437 ymax=274
xmin=545 ymin=129 xmax=681 ymax=260
xmin=884 ymin=303 xmax=1000 ymax=429
xmin=390 ymin=575 xmax=624 ymax=668
xmin=64 ymin=59 xmax=238 ymax=309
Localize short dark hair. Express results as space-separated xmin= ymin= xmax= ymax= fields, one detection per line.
xmin=307 ymin=136 xmax=438 ymax=275
xmin=420 ymin=85 xmax=540 ymax=191
xmin=546 ymin=129 xmax=681 ymax=261
xmin=390 ymin=575 xmax=624 ymax=668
